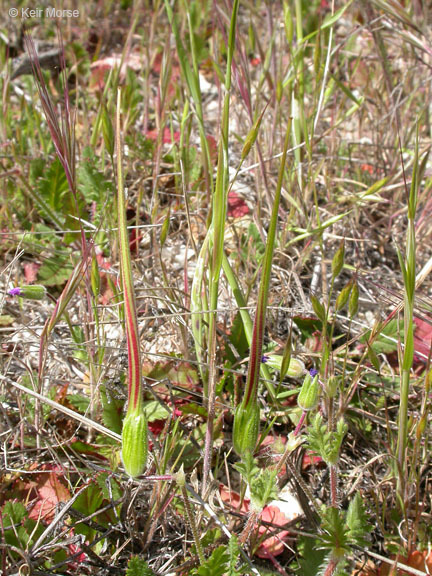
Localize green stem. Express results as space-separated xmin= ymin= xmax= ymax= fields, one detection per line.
xmin=116 ymin=89 xmax=143 ymax=413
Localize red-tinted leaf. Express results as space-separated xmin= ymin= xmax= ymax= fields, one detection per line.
xmin=219 ymin=483 xmax=301 ymax=558
xmin=302 ymin=451 xmax=324 ymax=471
xmin=256 ymin=504 xmax=291 ymax=558
xmin=151 ymin=53 xmax=181 ymax=102
xmin=219 ymin=484 xmax=249 ymax=513
xmin=68 ymin=543 xmax=87 ymax=569
xmin=146 ymin=128 xmax=181 ymax=144
xmin=413 ymin=317 xmax=432 ymax=364
xmin=23 ymin=261 xmax=40 ymax=282
xmin=361 ymin=163 xmax=374 ymax=174
xmin=28 ymin=468 xmax=70 ymax=523
xmin=227 ymin=191 xmax=249 ymax=218
xmin=90 ymin=52 xmax=143 ymax=90
xmin=378 ymin=550 xmax=432 ymax=575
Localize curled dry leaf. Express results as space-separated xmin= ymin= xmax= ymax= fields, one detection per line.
xmin=90 ymin=52 xmax=144 ymax=90
xmin=23 ymin=261 xmax=40 ymax=283
xmin=227 ymin=191 xmax=250 ymax=218
xmin=25 ymin=467 xmax=70 ymax=523
xmin=413 ymin=317 xmax=432 ymax=365
xmin=219 ymin=483 xmax=302 ymax=558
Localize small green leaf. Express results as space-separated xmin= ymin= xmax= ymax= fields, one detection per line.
xmin=249 ymin=468 xmax=278 ymax=511
xmin=66 ymin=393 xmax=91 ymax=414
xmin=79 ymin=146 xmax=114 ymax=203
xmin=361 ymin=318 xmax=403 ymax=355
xmin=2 ymin=501 xmax=28 ymax=526
xmin=143 ymin=400 xmax=169 ymax=422
xmin=101 ymin=385 xmax=124 ymax=434
xmin=196 ymin=546 xmax=229 ymax=576
xmin=367 ymin=344 xmax=380 ymax=372
xmin=298 ymin=535 xmax=327 ymax=576
xmin=227 ymin=536 xmax=242 ymax=576
xmin=38 ymin=255 xmax=74 ymax=286
xmin=279 ymin=330 xmax=292 ymax=382
xmin=306 ymin=414 xmax=347 ymax=466
xmin=346 ymin=493 xmax=372 ymax=547
xmin=310 ymin=294 xmax=326 ymax=323
xmin=233 ymin=451 xmax=260 ymax=485
xmin=319 ymin=506 xmax=349 ymax=554
xmin=126 ymin=557 xmax=155 ymax=576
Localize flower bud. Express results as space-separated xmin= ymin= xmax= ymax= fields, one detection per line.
xmin=325 ymin=376 xmax=338 ymax=399
xmin=8 ymin=285 xmax=46 ymax=300
xmin=175 ymin=464 xmax=186 ymax=488
xmin=232 ymin=401 xmax=260 ymax=456
xmin=297 ymin=370 xmax=320 ymax=411
xmin=121 ymin=408 xmax=148 ymax=478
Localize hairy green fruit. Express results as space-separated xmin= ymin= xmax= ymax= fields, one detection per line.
xmin=9 ymin=285 xmax=46 ymax=300
xmin=121 ymin=409 xmax=148 ymax=478
xmin=298 ymin=371 xmax=320 ymax=411
xmin=232 ymin=401 xmax=260 ymax=456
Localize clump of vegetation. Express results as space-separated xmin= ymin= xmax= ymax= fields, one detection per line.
xmin=1 ymin=1 xmax=432 ymax=575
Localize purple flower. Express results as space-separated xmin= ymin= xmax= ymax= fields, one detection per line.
xmin=8 ymin=285 xmax=46 ymax=300
xmin=309 ymin=368 xmax=319 ymax=378
xmin=261 ymin=355 xmax=269 ymax=364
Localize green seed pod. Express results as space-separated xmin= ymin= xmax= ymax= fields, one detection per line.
xmin=121 ymin=408 xmax=148 ymax=478
xmin=297 ymin=371 xmax=320 ymax=411
xmin=349 ymin=282 xmax=359 ymax=317
xmin=160 ymin=212 xmax=170 ymax=247
xmin=331 ymin=241 xmax=345 ymax=279
xmin=335 ymin=281 xmax=352 ymax=311
xmin=232 ymin=401 xmax=260 ymax=456
xmin=101 ymin=104 xmax=115 ymax=158
xmin=241 ymin=105 xmax=267 ymax=161
xmin=314 ymin=31 xmax=321 ymax=77
xmin=9 ymin=285 xmax=46 ymax=300
xmin=91 ymin=255 xmax=100 ymax=297
xmin=276 ymin=79 xmax=283 ymax=104
xmin=283 ymin=3 xmax=293 ymax=44
xmin=310 ymin=294 xmax=326 ymax=323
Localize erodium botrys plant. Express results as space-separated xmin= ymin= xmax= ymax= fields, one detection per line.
xmin=116 ymin=89 xmax=148 ymax=478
